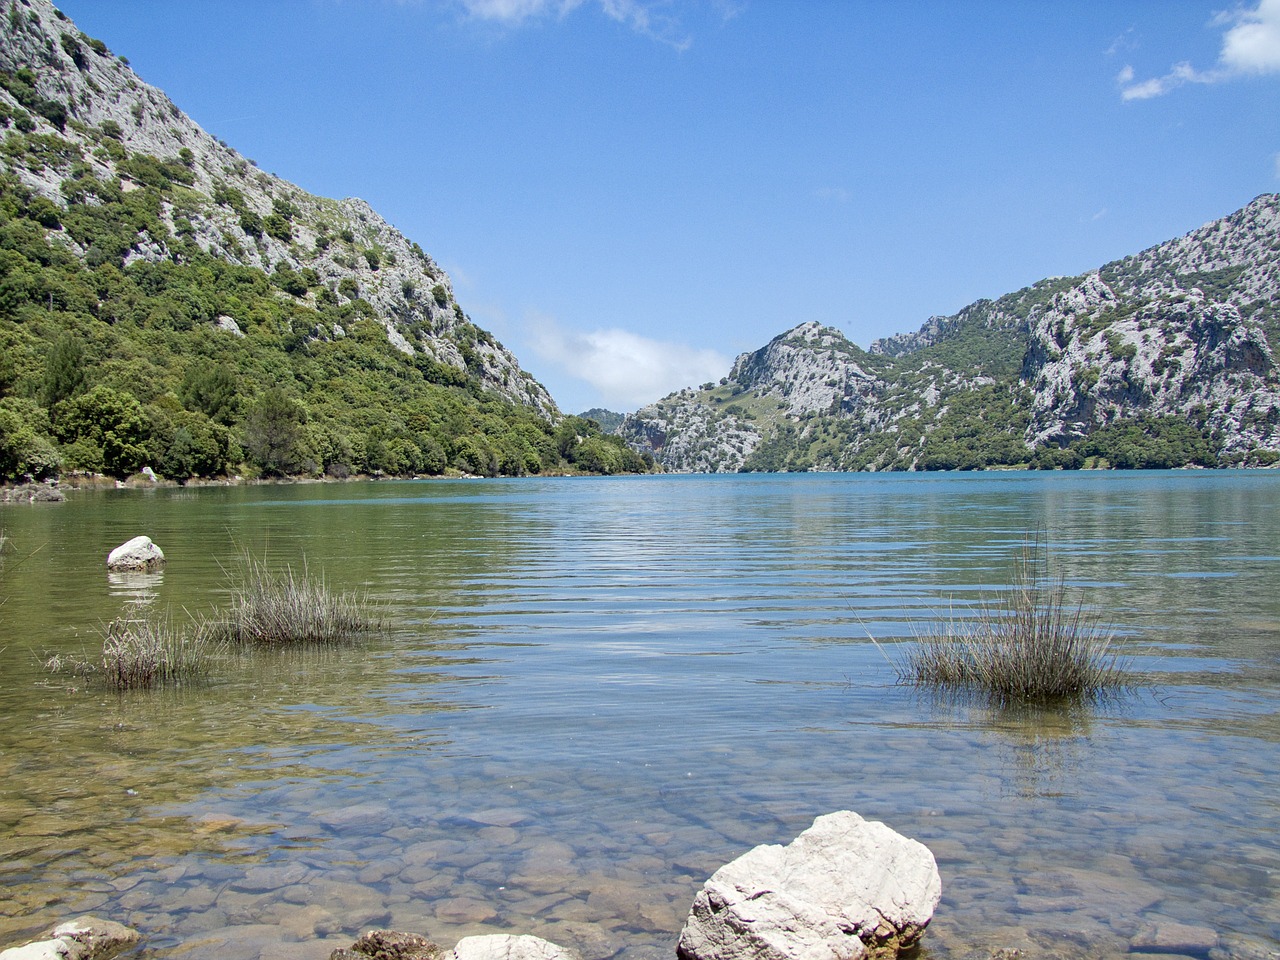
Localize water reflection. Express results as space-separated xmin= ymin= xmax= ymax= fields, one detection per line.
xmin=106 ymin=570 xmax=165 ymax=604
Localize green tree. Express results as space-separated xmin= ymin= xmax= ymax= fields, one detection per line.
xmin=157 ymin=410 xmax=227 ymax=481
xmin=0 ymin=398 xmax=60 ymax=481
xmin=180 ymin=360 xmax=238 ymax=424
xmin=242 ymin=387 xmax=303 ymax=476
xmin=41 ymin=332 xmax=85 ymax=412
xmin=55 ymin=385 xmax=150 ymax=478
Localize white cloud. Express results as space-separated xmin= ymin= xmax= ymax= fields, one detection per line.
xmin=529 ymin=315 xmax=731 ymax=409
xmin=1220 ymin=0 xmax=1280 ymax=72
xmin=1120 ymin=0 xmax=1280 ymax=99
xmin=456 ymin=0 xmax=578 ymax=23
xmin=1121 ymin=60 xmax=1212 ymax=100
xmin=457 ymin=0 xmax=692 ymax=47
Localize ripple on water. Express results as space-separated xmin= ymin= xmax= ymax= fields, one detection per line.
xmin=1 ymin=474 xmax=1278 ymax=959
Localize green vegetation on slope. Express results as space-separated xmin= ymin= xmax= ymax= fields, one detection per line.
xmin=0 ymin=113 xmax=653 ymax=483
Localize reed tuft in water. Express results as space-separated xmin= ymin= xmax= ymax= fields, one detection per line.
xmin=200 ymin=553 xmax=385 ymax=646
xmin=897 ymin=542 xmax=1133 ymax=704
xmin=98 ymin=611 xmax=223 ymax=691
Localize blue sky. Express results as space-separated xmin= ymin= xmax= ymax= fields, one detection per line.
xmin=54 ymin=1 xmax=1280 ymax=414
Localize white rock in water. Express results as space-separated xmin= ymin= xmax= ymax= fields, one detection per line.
xmin=454 ymin=935 xmax=581 ymax=960
xmin=677 ymin=811 xmax=942 ymax=960
xmin=0 ymin=916 xmax=141 ymax=960
xmin=106 ymin=536 xmax=165 ymax=571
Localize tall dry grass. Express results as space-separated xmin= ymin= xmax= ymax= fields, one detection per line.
xmin=199 ymin=553 xmax=385 ymax=646
xmin=100 ymin=612 xmax=224 ymax=690
xmin=897 ymin=542 xmax=1133 ymax=704
xmin=44 ymin=610 xmax=224 ymax=690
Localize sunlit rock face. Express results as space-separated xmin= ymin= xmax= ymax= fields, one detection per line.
xmin=677 ymin=811 xmax=942 ymax=960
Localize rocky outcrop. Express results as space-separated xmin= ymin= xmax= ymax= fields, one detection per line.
xmin=677 ymin=811 xmax=941 ymax=960
xmin=0 ymin=483 xmax=65 ymax=503
xmin=1019 ymin=195 xmax=1280 ymax=457
xmin=0 ymin=0 xmax=556 ymax=419
xmin=0 ymin=917 xmax=140 ymax=960
xmin=622 ymin=194 xmax=1280 ymax=472
xmin=106 ymin=536 xmax=164 ymax=571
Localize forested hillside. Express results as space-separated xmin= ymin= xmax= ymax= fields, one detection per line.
xmin=0 ymin=0 xmax=653 ymax=483
xmin=621 ymin=194 xmax=1280 ymax=472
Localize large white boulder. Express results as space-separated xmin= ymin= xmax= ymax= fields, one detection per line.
xmin=677 ymin=811 xmax=941 ymax=960
xmin=106 ymin=536 xmax=165 ymax=571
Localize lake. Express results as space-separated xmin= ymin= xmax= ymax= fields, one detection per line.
xmin=0 ymin=472 xmax=1277 ymax=960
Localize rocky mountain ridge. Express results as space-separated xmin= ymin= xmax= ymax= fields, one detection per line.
xmin=0 ymin=0 xmax=555 ymax=417
xmin=621 ymin=193 xmax=1280 ymax=472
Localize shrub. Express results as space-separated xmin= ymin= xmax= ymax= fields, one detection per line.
xmin=200 ymin=554 xmax=385 ymax=646
xmin=264 ymin=212 xmax=292 ymax=242
xmin=893 ymin=540 xmax=1133 ymax=704
xmin=239 ymin=210 xmax=263 ymax=237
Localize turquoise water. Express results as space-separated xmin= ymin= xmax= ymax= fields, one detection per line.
xmin=0 ymin=472 xmax=1277 ymax=960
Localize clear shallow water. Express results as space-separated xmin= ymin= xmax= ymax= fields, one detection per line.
xmin=0 ymin=472 xmax=1277 ymax=960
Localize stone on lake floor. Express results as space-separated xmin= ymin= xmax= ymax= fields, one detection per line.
xmin=0 ymin=916 xmax=141 ymax=960
xmin=106 ymin=536 xmax=165 ymax=571
xmin=332 ymin=929 xmax=444 ymax=960
xmin=1130 ymin=920 xmax=1218 ymax=956
xmin=454 ymin=935 xmax=582 ymax=960
xmin=676 ymin=810 xmax=942 ymax=960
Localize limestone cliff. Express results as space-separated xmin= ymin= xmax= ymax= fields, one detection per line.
xmin=622 ymin=194 xmax=1280 ymax=472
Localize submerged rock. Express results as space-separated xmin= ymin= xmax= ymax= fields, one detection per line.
xmin=1130 ymin=920 xmax=1218 ymax=956
xmin=677 ymin=811 xmax=941 ymax=960
xmin=332 ymin=930 xmax=444 ymax=960
xmin=331 ymin=931 xmax=581 ymax=960
xmin=454 ymin=935 xmax=581 ymax=960
xmin=106 ymin=536 xmax=165 ymax=572
xmin=0 ymin=916 xmax=141 ymax=960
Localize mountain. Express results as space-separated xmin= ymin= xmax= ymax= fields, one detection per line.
xmin=577 ymin=408 xmax=626 ymax=433
xmin=620 ymin=194 xmax=1280 ymax=472
xmin=0 ymin=0 xmax=653 ymax=481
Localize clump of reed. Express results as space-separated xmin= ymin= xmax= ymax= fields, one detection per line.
xmin=100 ymin=611 xmax=224 ymax=690
xmin=46 ymin=610 xmax=224 ymax=691
xmin=897 ymin=542 xmax=1133 ymax=704
xmin=199 ymin=553 xmax=385 ymax=646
